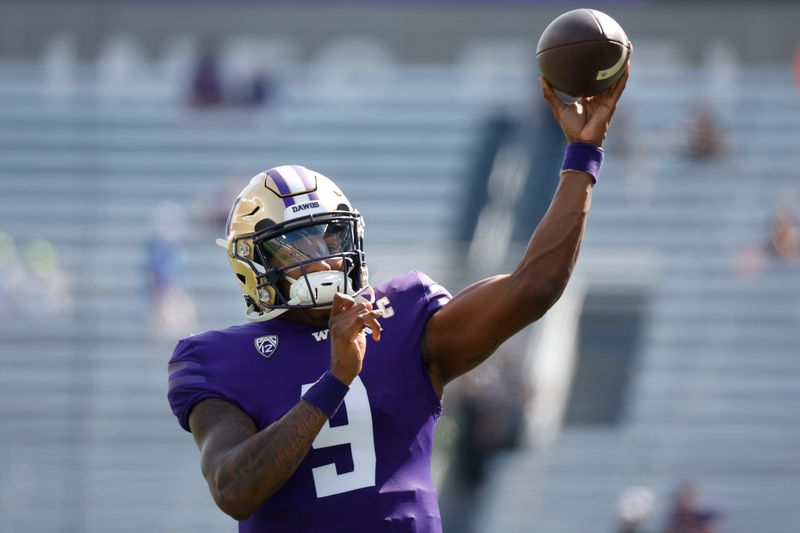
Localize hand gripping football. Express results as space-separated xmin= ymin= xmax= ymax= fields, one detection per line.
xmin=536 ymin=8 xmax=632 ymax=98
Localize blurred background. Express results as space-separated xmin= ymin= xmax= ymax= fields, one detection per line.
xmin=1 ymin=1 xmax=799 ymax=532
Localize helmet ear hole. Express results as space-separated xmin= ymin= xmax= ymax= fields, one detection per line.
xmin=258 ymin=285 xmax=276 ymax=306
xmin=337 ymin=203 xmax=350 ymax=212
xmin=237 ymin=274 xmax=247 ymax=284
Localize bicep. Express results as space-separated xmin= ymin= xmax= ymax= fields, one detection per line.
xmin=424 ymin=273 xmax=554 ymax=385
xmin=189 ymin=398 xmax=258 ymax=479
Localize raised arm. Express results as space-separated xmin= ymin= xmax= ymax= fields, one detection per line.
xmin=424 ymin=64 xmax=630 ymax=395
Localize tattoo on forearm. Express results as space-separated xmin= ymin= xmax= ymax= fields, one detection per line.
xmin=219 ymin=401 xmax=327 ymax=504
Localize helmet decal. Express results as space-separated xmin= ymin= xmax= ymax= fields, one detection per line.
xmin=265 ymin=166 xmax=318 ymax=201
xmin=222 ymin=165 xmax=369 ymax=322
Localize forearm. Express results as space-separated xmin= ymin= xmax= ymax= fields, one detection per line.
xmin=513 ymin=170 xmax=593 ymax=304
xmin=204 ymin=400 xmax=328 ymax=519
xmin=425 ymin=69 xmax=626 ymax=385
xmin=423 ymin=170 xmax=593 ymax=387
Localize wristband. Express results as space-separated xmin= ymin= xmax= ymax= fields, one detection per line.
xmin=301 ymin=371 xmax=350 ymax=418
xmin=560 ymin=141 xmax=604 ymax=184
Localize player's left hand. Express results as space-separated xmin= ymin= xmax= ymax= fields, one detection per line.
xmin=328 ymin=293 xmax=383 ymax=385
xmin=540 ymin=60 xmax=630 ymax=147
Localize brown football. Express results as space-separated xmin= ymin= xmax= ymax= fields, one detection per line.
xmin=536 ymin=9 xmax=631 ymax=98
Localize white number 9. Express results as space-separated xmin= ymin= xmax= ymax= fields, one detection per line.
xmin=301 ymin=376 xmax=376 ymax=498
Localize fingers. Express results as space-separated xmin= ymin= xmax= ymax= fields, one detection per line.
xmin=329 ymin=292 xmax=382 ymax=340
xmin=595 ymin=60 xmax=629 ymax=111
xmin=586 ymin=61 xmax=629 ymax=129
xmin=359 ymin=309 xmax=384 ymax=342
xmin=331 ymin=292 xmax=356 ymax=315
xmin=608 ymin=62 xmax=630 ymax=105
xmin=602 ymin=62 xmax=630 ymax=123
xmin=338 ymin=308 xmax=382 ymax=341
xmin=539 ymin=76 xmax=565 ymax=113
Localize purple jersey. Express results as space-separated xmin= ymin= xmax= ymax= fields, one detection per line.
xmin=168 ymin=271 xmax=452 ymax=533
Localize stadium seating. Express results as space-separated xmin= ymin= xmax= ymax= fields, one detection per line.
xmin=2 ymin=39 xmax=800 ymax=533
xmin=478 ymin=61 xmax=800 ymax=533
xmin=0 ymin=48 xmax=499 ymax=532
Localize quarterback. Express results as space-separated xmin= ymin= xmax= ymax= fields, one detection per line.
xmin=167 ymin=66 xmax=629 ymax=532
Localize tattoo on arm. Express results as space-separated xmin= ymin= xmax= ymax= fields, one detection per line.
xmin=190 ymin=398 xmax=328 ymax=519
xmin=224 ymin=401 xmax=325 ymax=496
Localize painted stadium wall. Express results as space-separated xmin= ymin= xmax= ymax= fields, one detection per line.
xmin=0 ymin=0 xmax=797 ymax=64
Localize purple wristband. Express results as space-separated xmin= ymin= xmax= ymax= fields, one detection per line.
xmin=301 ymin=371 xmax=350 ymax=418
xmin=561 ymin=141 xmax=604 ymax=184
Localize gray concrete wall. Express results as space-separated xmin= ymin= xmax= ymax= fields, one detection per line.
xmin=0 ymin=1 xmax=797 ymax=64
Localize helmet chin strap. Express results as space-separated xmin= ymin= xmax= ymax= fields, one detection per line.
xmin=353 ymin=284 xmax=376 ymax=305
xmin=245 ymin=271 xmax=375 ymax=323
xmin=246 ymin=301 xmax=292 ymax=322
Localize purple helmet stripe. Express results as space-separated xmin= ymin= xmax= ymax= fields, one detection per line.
xmin=266 ymin=169 xmax=296 ymax=207
xmin=293 ymin=165 xmax=320 ymax=201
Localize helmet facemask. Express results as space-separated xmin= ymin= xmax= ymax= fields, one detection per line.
xmin=221 ymin=165 xmax=372 ymax=322
xmin=232 ymin=210 xmax=370 ymax=319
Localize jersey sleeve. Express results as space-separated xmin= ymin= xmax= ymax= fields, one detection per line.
xmin=167 ymin=336 xmax=232 ymax=432
xmin=414 ymin=270 xmax=452 ymax=319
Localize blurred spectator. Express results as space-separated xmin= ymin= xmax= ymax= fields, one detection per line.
xmin=248 ymin=70 xmax=275 ymax=107
xmin=145 ymin=202 xmax=197 ymax=338
xmin=194 ymin=175 xmax=242 ymax=229
xmin=21 ymin=239 xmax=73 ymax=317
xmin=695 ymin=511 xmax=723 ymax=533
xmin=682 ymin=105 xmax=725 ymax=159
xmin=734 ymin=203 xmax=800 ymax=279
xmin=189 ymin=46 xmax=277 ymax=110
xmin=733 ymin=244 xmax=767 ymax=280
xmin=440 ymin=346 xmax=532 ymax=533
xmin=232 ymin=68 xmax=276 ymax=108
xmin=665 ymin=483 xmax=723 ymax=533
xmin=0 ymin=232 xmax=26 ymax=316
xmin=767 ymin=205 xmax=800 ymax=261
xmin=617 ymin=486 xmax=655 ymax=533
xmin=190 ymin=50 xmax=224 ymax=108
xmin=456 ymin=347 xmax=531 ymax=485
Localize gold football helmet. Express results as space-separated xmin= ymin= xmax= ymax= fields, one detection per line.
xmin=218 ymin=165 xmax=370 ymax=321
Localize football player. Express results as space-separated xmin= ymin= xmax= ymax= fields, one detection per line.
xmin=167 ymin=65 xmax=629 ymax=532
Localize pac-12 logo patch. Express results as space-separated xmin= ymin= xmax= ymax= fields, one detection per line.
xmin=254 ymin=335 xmax=279 ymax=358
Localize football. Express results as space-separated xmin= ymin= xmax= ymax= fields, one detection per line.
xmin=536 ymin=8 xmax=631 ymax=98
